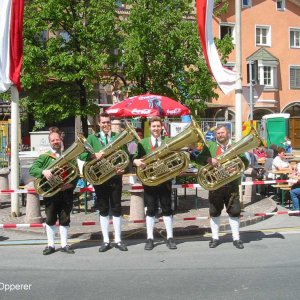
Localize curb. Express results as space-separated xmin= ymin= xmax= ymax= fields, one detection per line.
xmin=0 ymin=197 xmax=279 ymax=241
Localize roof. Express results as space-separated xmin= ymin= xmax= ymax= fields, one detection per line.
xmin=246 ymin=47 xmax=278 ymax=62
xmin=289 ymin=0 xmax=300 ymax=7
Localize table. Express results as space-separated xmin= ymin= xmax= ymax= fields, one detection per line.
xmin=270 ymin=170 xmax=293 ymax=207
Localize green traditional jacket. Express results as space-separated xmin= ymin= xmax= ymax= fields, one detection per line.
xmin=79 ymin=131 xmax=119 ymax=162
xmin=29 ymin=151 xmax=57 ymax=179
xmin=29 ymin=150 xmax=79 ymax=187
xmin=195 ymin=141 xmax=249 ymax=185
xmin=133 ymin=136 xmax=169 ymax=159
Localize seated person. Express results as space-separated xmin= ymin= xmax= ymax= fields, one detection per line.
xmin=253 ymin=146 xmax=266 ymax=163
xmin=264 ymin=149 xmax=274 ymax=179
xmin=281 ymin=136 xmax=292 ymax=154
xmin=289 ymin=162 xmax=300 ymax=211
xmin=272 ymin=147 xmax=292 ymax=172
xmin=269 ymin=144 xmax=278 ymax=158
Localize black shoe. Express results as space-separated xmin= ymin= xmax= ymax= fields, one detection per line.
xmin=144 ymin=239 xmax=154 ymax=250
xmin=209 ymin=239 xmax=220 ymax=248
xmin=60 ymin=245 xmax=75 ymax=254
xmin=166 ymin=238 xmax=177 ymax=250
xmin=233 ymin=239 xmax=244 ymax=249
xmin=115 ymin=241 xmax=128 ymax=251
xmin=99 ymin=242 xmax=111 ymax=252
xmin=43 ymin=246 xmax=55 ymax=255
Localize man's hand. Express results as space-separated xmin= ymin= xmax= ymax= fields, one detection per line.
xmin=95 ymin=151 xmax=105 ymax=160
xmin=42 ymin=170 xmax=53 ymax=181
xmin=133 ymin=159 xmax=146 ymax=169
xmin=61 ymin=183 xmax=73 ymax=191
xmin=207 ymin=157 xmax=218 ymax=167
xmin=115 ymin=168 xmax=125 ymax=175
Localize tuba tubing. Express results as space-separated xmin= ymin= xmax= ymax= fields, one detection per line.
xmin=34 ymin=134 xmax=94 ymax=197
xmin=197 ymin=128 xmax=263 ymax=190
xmin=83 ymin=122 xmax=140 ymax=185
xmin=136 ymin=116 xmax=206 ymax=186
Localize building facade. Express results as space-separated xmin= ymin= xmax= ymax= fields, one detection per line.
xmin=210 ymin=0 xmax=300 ymax=146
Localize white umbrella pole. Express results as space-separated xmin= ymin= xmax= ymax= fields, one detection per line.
xmin=10 ymin=85 xmax=20 ymax=217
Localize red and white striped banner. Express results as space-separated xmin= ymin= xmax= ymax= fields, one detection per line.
xmin=1 ymin=211 xmax=299 ymax=229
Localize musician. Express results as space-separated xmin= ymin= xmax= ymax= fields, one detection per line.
xmin=79 ymin=112 xmax=127 ymax=252
xmin=29 ymin=129 xmax=76 ymax=255
xmin=289 ymin=162 xmax=300 ymax=211
xmin=133 ymin=116 xmax=177 ymax=250
xmin=196 ymin=125 xmax=249 ymax=249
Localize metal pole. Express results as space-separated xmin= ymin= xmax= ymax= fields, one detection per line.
xmin=235 ymin=0 xmax=242 ymax=142
xmin=10 ymin=85 xmax=20 ymax=217
xmin=249 ymin=61 xmax=253 ymax=120
xmin=235 ymin=0 xmax=243 ymax=205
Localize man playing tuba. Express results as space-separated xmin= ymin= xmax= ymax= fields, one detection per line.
xmin=133 ymin=116 xmax=177 ymax=251
xmin=195 ymin=125 xmax=249 ymax=250
xmin=29 ymin=128 xmax=76 ymax=255
xmin=79 ymin=112 xmax=128 ymax=252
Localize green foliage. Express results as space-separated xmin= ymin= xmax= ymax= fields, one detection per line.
xmin=22 ymin=0 xmax=119 ymax=132
xmin=21 ymin=0 xmax=234 ymax=126
xmin=119 ymin=0 xmax=231 ymax=116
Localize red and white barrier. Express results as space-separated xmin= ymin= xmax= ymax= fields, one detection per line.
xmin=1 ymin=211 xmax=299 ymax=229
xmin=0 ymin=178 xmax=298 ymax=194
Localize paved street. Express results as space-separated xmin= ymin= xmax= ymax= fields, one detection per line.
xmin=0 ymin=213 xmax=300 ymax=300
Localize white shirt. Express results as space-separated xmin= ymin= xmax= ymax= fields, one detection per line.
xmin=295 ymin=163 xmax=300 ymax=174
xmin=151 ymin=135 xmax=162 ymax=148
xmin=272 ymin=156 xmax=289 ymax=170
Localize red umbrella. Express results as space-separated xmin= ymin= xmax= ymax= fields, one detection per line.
xmin=106 ymin=93 xmax=190 ymax=117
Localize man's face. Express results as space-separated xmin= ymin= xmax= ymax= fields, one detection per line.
xmin=150 ymin=121 xmax=162 ymax=138
xmin=49 ymin=132 xmax=62 ymax=152
xmin=215 ymin=127 xmax=229 ymax=144
xmin=99 ymin=116 xmax=111 ymax=134
xmin=279 ymin=151 xmax=285 ymax=159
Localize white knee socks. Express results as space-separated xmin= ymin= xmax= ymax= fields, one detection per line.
xmin=229 ymin=216 xmax=240 ymax=241
xmin=210 ymin=217 xmax=220 ymax=240
xmin=59 ymin=225 xmax=68 ymax=248
xmin=146 ymin=216 xmax=155 ymax=240
xmin=113 ymin=216 xmax=122 ymax=243
xmin=100 ymin=215 xmax=110 ymax=243
xmin=45 ymin=224 xmax=56 ymax=248
xmin=163 ymin=216 xmax=173 ymax=239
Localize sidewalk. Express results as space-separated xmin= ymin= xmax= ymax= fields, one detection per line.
xmin=0 ymin=186 xmax=278 ymax=241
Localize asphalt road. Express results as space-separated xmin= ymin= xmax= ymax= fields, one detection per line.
xmin=0 ymin=214 xmax=300 ymax=300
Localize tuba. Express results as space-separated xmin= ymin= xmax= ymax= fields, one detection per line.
xmin=197 ymin=128 xmax=263 ymax=190
xmin=136 ymin=116 xmax=206 ymax=186
xmin=34 ymin=135 xmax=94 ymax=197
xmin=83 ymin=122 xmax=140 ymax=185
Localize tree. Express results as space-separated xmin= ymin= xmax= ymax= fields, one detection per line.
xmin=22 ymin=0 xmax=119 ymax=135
xmin=119 ymin=0 xmax=234 ymax=116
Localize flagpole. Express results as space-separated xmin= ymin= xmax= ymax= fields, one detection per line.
xmin=10 ymin=85 xmax=20 ymax=217
xmin=235 ymin=0 xmax=242 ymax=142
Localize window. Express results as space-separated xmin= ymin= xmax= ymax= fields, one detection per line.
xmin=258 ymin=62 xmax=278 ymax=90
xmin=220 ymin=23 xmax=235 ymax=43
xmin=116 ymin=1 xmax=124 ymax=8
xmin=290 ymin=66 xmax=300 ymax=89
xmin=242 ymin=0 xmax=252 ymax=8
xmin=276 ymin=0 xmax=285 ymax=11
xmin=256 ymin=26 xmax=271 ymax=46
xmin=38 ymin=30 xmax=48 ymax=44
xmin=263 ymin=66 xmax=272 ymax=86
xmin=290 ymin=28 xmax=300 ymax=49
xmin=58 ymin=31 xmax=70 ymax=43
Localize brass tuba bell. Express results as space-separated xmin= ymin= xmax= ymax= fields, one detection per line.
xmin=34 ymin=134 xmax=94 ymax=197
xmin=82 ymin=122 xmax=140 ymax=185
xmin=136 ymin=116 xmax=206 ymax=186
xmin=197 ymin=128 xmax=263 ymax=190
